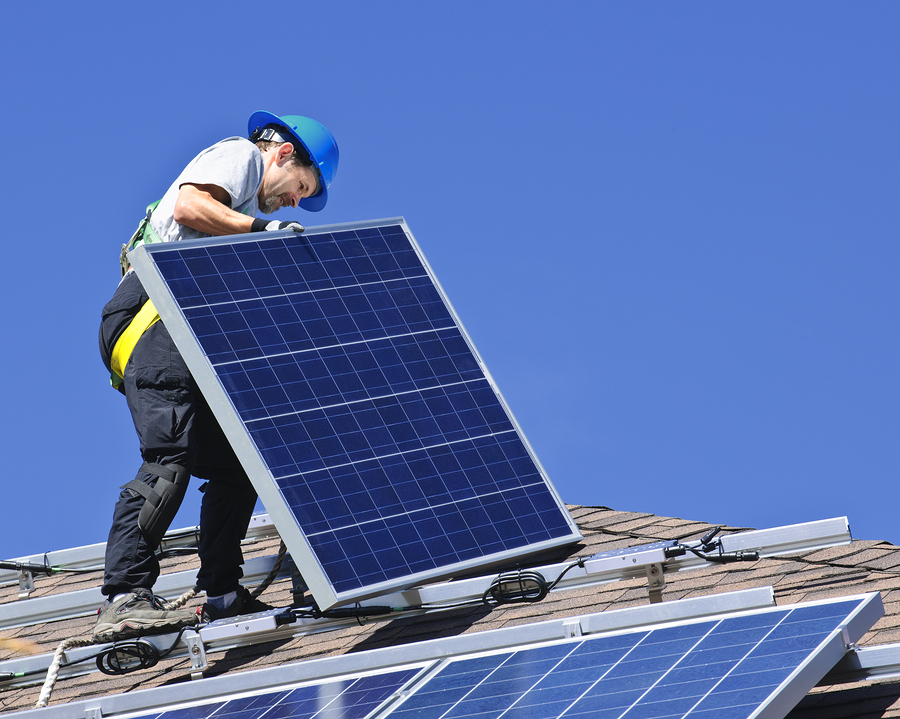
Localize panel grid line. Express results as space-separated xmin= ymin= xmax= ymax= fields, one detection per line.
xmin=494 ymin=643 xmax=590 ymax=719
xmin=305 ymin=477 xmax=546 ymax=539
xmin=556 ymin=630 xmax=658 ymax=719
xmin=271 ymin=428 xmax=518 ymax=482
xmin=616 ymin=619 xmax=722 ymax=718
xmin=215 ymin=325 xmax=461 ymax=370
xmin=180 ymin=273 xmax=433 ymax=312
xmin=683 ymin=605 xmax=825 ymax=716
xmin=133 ymin=221 xmax=581 ymax=606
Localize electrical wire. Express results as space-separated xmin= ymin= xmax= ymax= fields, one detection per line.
xmin=96 ymin=641 xmax=159 ymax=675
xmin=482 ymin=570 xmax=549 ymax=606
xmin=29 ymin=541 xmax=284 ymax=706
xmin=546 ymin=558 xmax=586 ymax=592
xmin=95 ymin=627 xmax=196 ymax=675
xmin=0 ymin=557 xmax=104 ymax=576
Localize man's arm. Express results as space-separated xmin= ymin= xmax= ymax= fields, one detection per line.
xmin=173 ymin=183 xmax=256 ymax=236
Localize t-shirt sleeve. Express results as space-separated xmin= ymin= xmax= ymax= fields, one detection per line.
xmin=177 ymin=138 xmax=264 ymax=210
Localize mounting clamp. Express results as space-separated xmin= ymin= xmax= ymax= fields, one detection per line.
xmin=646 ymin=563 xmax=666 ymax=604
xmin=183 ymin=632 xmax=208 ymax=679
xmin=17 ymin=569 xmax=34 ymax=600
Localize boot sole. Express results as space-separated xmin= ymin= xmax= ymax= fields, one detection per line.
xmin=93 ymin=615 xmax=198 ymax=643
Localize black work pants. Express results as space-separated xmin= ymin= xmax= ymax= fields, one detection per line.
xmin=99 ymin=275 xmax=258 ymax=598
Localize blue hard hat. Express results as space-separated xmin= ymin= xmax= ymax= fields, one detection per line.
xmin=248 ymin=111 xmax=339 ymax=212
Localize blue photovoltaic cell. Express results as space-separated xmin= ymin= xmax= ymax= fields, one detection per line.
xmin=129 ymin=668 xmax=420 ymax=719
xmin=387 ymin=598 xmax=864 ymax=719
xmin=121 ymin=596 xmax=876 ymax=719
xmin=135 ymin=222 xmax=579 ymax=603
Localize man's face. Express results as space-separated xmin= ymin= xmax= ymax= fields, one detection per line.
xmin=258 ymin=150 xmax=319 ymax=215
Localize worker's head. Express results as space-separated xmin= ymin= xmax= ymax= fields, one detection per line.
xmin=248 ymin=112 xmax=339 ymax=212
xmin=255 ymin=141 xmax=320 ymax=215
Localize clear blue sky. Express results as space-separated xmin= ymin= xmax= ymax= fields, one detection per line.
xmin=1 ymin=2 xmax=896 ymax=562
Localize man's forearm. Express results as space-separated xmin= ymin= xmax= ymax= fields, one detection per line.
xmin=173 ymin=183 xmax=256 ymax=236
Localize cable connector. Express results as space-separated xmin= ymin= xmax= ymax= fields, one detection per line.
xmin=0 ymin=559 xmax=53 ymax=576
xmin=663 ymin=545 xmax=687 ymax=559
xmin=699 ymin=526 xmax=722 ymax=552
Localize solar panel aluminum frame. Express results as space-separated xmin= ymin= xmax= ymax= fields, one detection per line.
xmin=5 ymin=590 xmax=883 ymax=719
xmin=129 ymin=217 xmax=581 ymax=609
xmin=376 ymin=592 xmax=884 ymax=719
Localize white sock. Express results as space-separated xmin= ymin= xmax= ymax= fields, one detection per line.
xmin=207 ymin=590 xmax=237 ymax=610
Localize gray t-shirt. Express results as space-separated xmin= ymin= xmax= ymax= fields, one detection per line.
xmin=149 ymin=136 xmax=265 ymax=243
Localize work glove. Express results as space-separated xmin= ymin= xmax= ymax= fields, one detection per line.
xmin=266 ymin=220 xmax=305 ymax=233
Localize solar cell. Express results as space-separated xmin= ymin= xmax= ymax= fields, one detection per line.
xmin=387 ymin=597 xmax=872 ymax=719
xmin=126 ymin=668 xmax=420 ymax=719
xmin=130 ymin=219 xmax=581 ymax=608
xmin=119 ymin=593 xmax=880 ymax=719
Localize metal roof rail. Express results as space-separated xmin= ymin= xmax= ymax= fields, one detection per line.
xmin=0 ymin=514 xmax=280 ymax=598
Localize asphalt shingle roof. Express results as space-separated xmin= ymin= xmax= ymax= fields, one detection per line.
xmin=2 ymin=505 xmax=900 ymax=717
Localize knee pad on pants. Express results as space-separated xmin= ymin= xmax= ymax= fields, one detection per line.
xmin=122 ymin=462 xmax=190 ymax=549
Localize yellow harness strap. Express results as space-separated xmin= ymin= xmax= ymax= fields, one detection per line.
xmin=110 ymin=299 xmax=161 ymax=389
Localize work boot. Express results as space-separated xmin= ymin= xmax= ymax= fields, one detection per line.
xmin=93 ymin=589 xmax=199 ymax=642
xmin=201 ymin=586 xmax=273 ymax=622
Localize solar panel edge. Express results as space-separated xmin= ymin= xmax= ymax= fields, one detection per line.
xmin=702 ymin=592 xmax=884 ymax=719
xmin=379 ymin=593 xmax=881 ymax=719
xmin=14 ymin=592 xmax=881 ymax=719
xmin=397 ymin=219 xmax=581 ymax=542
xmin=130 ymin=220 xmax=582 ymax=610
xmin=749 ymin=632 xmax=848 ymax=719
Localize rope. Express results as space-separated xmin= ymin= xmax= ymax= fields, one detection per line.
xmin=32 ymin=590 xmax=197 ymax=708
xmin=167 ymin=586 xmax=198 ymax=610
xmin=35 ymin=637 xmax=95 ymax=708
xmin=33 ymin=541 xmax=286 ymax=707
xmin=251 ymin=541 xmax=287 ymax=599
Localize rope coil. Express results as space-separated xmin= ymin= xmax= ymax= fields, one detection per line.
xmin=33 ymin=543 xmax=285 ymax=707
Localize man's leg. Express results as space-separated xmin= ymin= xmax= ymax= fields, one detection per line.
xmin=96 ymin=321 xmax=199 ymax=639
xmin=101 ymin=471 xmax=163 ymax=598
xmin=196 ymin=473 xmax=259 ymax=595
xmin=193 ymin=397 xmax=267 ymax=616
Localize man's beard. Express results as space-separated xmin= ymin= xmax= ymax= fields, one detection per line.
xmin=259 ymin=193 xmax=280 ymax=215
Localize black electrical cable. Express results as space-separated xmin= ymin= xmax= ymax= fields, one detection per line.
xmin=96 ymin=641 xmax=159 ymax=675
xmin=155 ymin=546 xmax=200 ymax=558
xmin=0 ymin=557 xmax=104 ymax=575
xmin=679 ymin=542 xmax=759 ymax=564
xmin=94 ymin=627 xmax=197 ymax=676
xmin=546 ymin=557 xmax=586 ymax=592
xmin=0 ymin=558 xmax=54 ymax=576
xmin=482 ymin=570 xmax=549 ymax=606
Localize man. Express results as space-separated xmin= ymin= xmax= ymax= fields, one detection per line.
xmin=94 ymin=112 xmax=339 ymax=642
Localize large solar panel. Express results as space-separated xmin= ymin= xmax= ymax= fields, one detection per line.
xmin=118 ymin=593 xmax=882 ymax=719
xmin=389 ymin=598 xmax=871 ymax=719
xmin=130 ymin=219 xmax=581 ymax=608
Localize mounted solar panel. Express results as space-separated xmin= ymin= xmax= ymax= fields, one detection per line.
xmin=388 ymin=596 xmax=881 ymax=719
xmin=50 ymin=592 xmax=881 ymax=719
xmin=129 ymin=218 xmax=581 ymax=609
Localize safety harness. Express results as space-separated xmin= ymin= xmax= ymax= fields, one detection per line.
xmin=109 ymin=201 xmax=163 ymax=391
xmin=120 ymin=199 xmax=163 ymax=275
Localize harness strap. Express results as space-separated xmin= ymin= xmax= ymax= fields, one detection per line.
xmin=109 ymin=299 xmax=161 ymax=390
xmin=120 ymin=200 xmax=163 ymax=276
